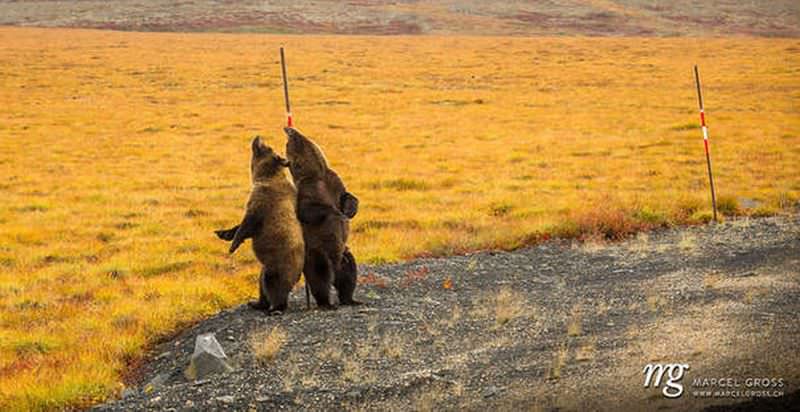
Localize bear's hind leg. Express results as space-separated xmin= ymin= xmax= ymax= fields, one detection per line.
xmin=263 ymin=269 xmax=291 ymax=315
xmin=335 ymin=248 xmax=361 ymax=306
xmin=305 ymin=249 xmax=336 ymax=310
xmin=248 ymin=266 xmax=271 ymax=311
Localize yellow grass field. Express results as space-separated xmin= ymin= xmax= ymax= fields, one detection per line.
xmin=0 ymin=27 xmax=798 ymax=409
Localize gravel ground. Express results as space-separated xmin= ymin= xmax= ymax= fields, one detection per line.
xmin=96 ymin=215 xmax=800 ymax=411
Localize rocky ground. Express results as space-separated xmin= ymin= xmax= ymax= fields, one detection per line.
xmin=97 ymin=215 xmax=800 ymax=411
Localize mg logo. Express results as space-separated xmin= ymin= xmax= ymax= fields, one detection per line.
xmin=643 ymin=363 xmax=690 ymax=398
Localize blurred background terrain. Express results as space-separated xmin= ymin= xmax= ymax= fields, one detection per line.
xmin=1 ymin=0 xmax=798 ymax=36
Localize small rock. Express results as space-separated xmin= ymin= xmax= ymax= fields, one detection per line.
xmin=146 ymin=372 xmax=170 ymax=389
xmin=185 ymin=351 xmax=234 ymax=380
xmin=227 ymin=335 xmax=235 ymax=342
xmin=216 ymin=395 xmax=235 ymax=404
xmin=150 ymin=396 xmax=162 ymax=403
xmin=121 ymin=388 xmax=137 ymax=398
xmin=483 ymin=385 xmax=503 ymax=398
xmin=346 ymin=390 xmax=361 ymax=399
xmin=184 ymin=333 xmax=234 ymax=381
xmin=255 ymin=395 xmax=270 ymax=403
xmin=156 ymin=351 xmax=171 ymax=360
xmin=184 ymin=400 xmax=194 ymax=408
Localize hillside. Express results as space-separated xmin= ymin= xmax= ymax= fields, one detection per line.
xmin=0 ymin=0 xmax=798 ymax=36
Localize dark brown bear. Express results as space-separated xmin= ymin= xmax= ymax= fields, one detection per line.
xmin=284 ymin=127 xmax=360 ymax=308
xmin=215 ymin=136 xmax=305 ymax=314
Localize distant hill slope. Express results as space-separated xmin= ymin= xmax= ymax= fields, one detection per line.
xmin=1 ymin=0 xmax=798 ymax=36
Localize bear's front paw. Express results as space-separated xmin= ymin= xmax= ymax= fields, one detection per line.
xmin=215 ymin=228 xmax=236 ymax=241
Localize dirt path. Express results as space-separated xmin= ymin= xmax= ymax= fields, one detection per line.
xmin=97 ymin=215 xmax=800 ymax=411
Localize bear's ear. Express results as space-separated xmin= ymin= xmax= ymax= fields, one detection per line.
xmin=251 ymin=136 xmax=264 ymax=156
xmin=340 ymin=192 xmax=359 ymax=219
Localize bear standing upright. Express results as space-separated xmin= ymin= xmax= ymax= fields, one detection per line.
xmin=215 ymin=136 xmax=305 ymax=314
xmin=284 ymin=127 xmax=360 ymax=308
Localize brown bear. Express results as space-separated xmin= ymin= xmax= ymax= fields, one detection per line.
xmin=284 ymin=127 xmax=360 ymax=308
xmin=215 ymin=136 xmax=305 ymax=314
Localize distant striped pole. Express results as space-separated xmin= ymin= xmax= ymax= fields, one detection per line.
xmin=280 ymin=47 xmax=293 ymax=127
xmin=694 ymin=65 xmax=718 ymax=223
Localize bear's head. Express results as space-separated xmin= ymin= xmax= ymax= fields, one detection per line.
xmin=250 ymin=136 xmax=289 ymax=182
xmin=284 ymin=127 xmax=328 ymax=182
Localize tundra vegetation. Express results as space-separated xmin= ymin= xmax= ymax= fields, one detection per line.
xmin=0 ymin=27 xmax=797 ymax=409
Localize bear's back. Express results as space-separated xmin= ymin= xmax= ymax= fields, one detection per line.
xmin=248 ymin=174 xmax=304 ymax=281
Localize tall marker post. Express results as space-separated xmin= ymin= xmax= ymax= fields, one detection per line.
xmin=694 ymin=65 xmax=718 ymax=223
xmin=280 ymin=46 xmax=309 ymax=308
xmin=280 ymin=47 xmax=293 ymax=128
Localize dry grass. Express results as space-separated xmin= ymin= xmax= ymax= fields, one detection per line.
xmin=645 ymin=291 xmax=666 ymax=312
xmin=249 ymin=326 xmax=288 ymax=365
xmin=494 ymin=288 xmax=525 ymax=326
xmin=566 ymin=304 xmax=583 ymax=337
xmin=342 ymin=358 xmax=370 ymax=383
xmin=594 ymin=299 xmax=611 ymax=317
xmin=319 ymin=345 xmax=344 ymax=363
xmin=627 ymin=231 xmax=668 ymax=255
xmin=319 ymin=339 xmax=374 ymax=384
xmin=677 ymin=232 xmax=698 ymax=252
xmin=744 ymin=286 xmax=767 ymax=305
xmin=0 ymin=27 xmax=798 ymax=409
xmin=278 ymin=352 xmax=312 ymax=391
xmin=575 ymin=338 xmax=597 ymax=362
xmin=380 ymin=332 xmax=406 ymax=359
xmin=548 ymin=342 xmax=570 ymax=380
xmin=703 ymin=272 xmax=723 ymax=289
xmin=580 ymin=237 xmax=608 ymax=253
xmin=440 ymin=305 xmax=462 ymax=329
xmin=415 ymin=389 xmax=443 ymax=412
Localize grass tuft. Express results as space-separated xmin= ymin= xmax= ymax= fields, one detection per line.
xmin=368 ymin=178 xmax=430 ymax=191
xmin=495 ymin=288 xmax=524 ymax=326
xmin=250 ymin=326 xmax=288 ymax=365
xmin=669 ymin=122 xmax=698 ymax=131
xmin=548 ymin=342 xmax=570 ymax=380
xmin=716 ymin=195 xmax=740 ymax=216
xmin=566 ymin=305 xmax=582 ymax=337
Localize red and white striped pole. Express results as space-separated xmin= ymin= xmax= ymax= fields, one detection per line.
xmin=694 ymin=65 xmax=718 ymax=223
xmin=280 ymin=46 xmax=293 ymax=127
